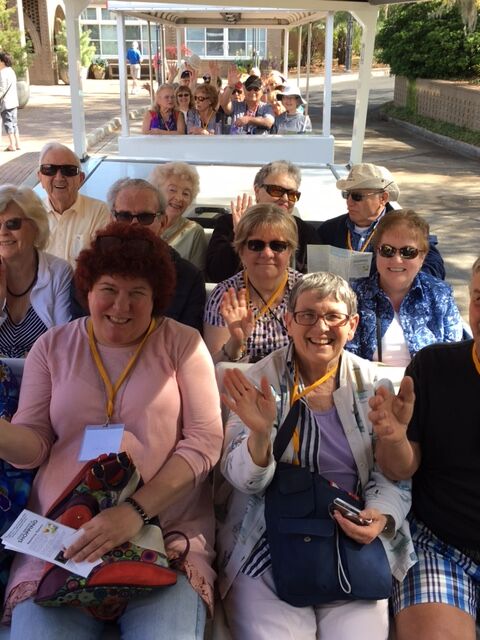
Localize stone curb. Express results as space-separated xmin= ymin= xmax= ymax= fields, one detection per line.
xmin=381 ymin=113 xmax=480 ymax=161
xmin=86 ymin=107 xmax=147 ymax=150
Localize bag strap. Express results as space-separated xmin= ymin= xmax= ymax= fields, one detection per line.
xmin=272 ymin=401 xmax=300 ymax=462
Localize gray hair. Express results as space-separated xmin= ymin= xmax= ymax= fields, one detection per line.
xmin=39 ymin=142 xmax=81 ymax=168
xmin=106 ymin=178 xmax=167 ymax=215
xmin=0 ymin=185 xmax=50 ymax=250
xmin=253 ymin=160 xmax=301 ymax=190
xmin=233 ymin=203 xmax=298 ymax=254
xmin=288 ymin=272 xmax=358 ymax=316
xmin=149 ymin=162 xmax=200 ymax=202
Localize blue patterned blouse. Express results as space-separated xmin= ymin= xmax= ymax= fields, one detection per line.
xmin=346 ymin=271 xmax=463 ymax=361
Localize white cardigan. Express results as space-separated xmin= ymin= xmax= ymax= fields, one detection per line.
xmin=0 ymin=251 xmax=72 ymax=330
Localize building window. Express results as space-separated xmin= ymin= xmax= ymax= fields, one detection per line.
xmin=80 ymin=9 xmax=158 ymax=57
xmin=81 ymin=8 xmax=97 ymax=21
xmin=185 ymin=28 xmax=267 ymax=59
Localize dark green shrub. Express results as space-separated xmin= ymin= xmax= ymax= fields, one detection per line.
xmin=376 ymin=1 xmax=480 ymax=79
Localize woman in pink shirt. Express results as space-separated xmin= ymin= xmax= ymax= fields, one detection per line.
xmin=0 ymin=222 xmax=223 ymax=639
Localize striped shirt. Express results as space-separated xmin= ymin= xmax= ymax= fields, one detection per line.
xmin=204 ymin=268 xmax=302 ymax=362
xmin=0 ymin=306 xmax=48 ymax=358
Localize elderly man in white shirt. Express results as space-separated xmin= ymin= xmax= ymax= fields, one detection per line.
xmin=38 ymin=142 xmax=111 ymax=268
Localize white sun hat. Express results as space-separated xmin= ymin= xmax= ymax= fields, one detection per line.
xmin=276 ymin=83 xmax=306 ymax=105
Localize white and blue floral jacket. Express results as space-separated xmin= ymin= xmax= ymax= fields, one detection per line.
xmin=347 ymin=271 xmax=463 ymax=361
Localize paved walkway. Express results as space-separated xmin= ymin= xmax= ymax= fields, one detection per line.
xmin=0 ymin=76 xmax=478 ymax=317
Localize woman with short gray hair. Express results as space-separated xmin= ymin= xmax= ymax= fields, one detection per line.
xmin=0 ymin=185 xmax=72 ymax=357
xmin=217 ymin=270 xmax=414 ymax=640
xmin=149 ymin=162 xmax=207 ymax=271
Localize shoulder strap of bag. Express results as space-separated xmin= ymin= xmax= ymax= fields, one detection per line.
xmin=272 ymin=401 xmax=300 ymax=462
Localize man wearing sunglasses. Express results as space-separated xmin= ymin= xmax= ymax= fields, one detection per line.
xmin=220 ymin=68 xmax=274 ymax=135
xmin=317 ymin=163 xmax=445 ymax=280
xmin=105 ymin=178 xmax=205 ymax=332
xmin=206 ymin=160 xmax=320 ymax=282
xmin=38 ymin=142 xmax=111 ymax=268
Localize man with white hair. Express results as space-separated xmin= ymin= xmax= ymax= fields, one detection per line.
xmin=317 ymin=163 xmax=445 ymax=279
xmin=38 ymin=142 xmax=111 ymax=268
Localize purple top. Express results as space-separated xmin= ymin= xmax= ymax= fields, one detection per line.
xmin=312 ymin=406 xmax=358 ymax=493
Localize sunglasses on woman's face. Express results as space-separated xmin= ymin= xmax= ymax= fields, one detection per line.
xmin=39 ymin=164 xmax=81 ymax=177
xmin=260 ymin=183 xmax=301 ymax=203
xmin=194 ymin=95 xmax=208 ymax=102
xmin=246 ymin=239 xmax=290 ymax=253
xmin=232 ymin=89 xmax=243 ymax=95
xmin=377 ymin=244 xmax=423 ymax=260
xmin=341 ymin=190 xmax=384 ymax=202
xmin=112 ymin=210 xmax=161 ymax=226
xmin=0 ymin=218 xmax=25 ymax=231
xmin=177 ymin=93 xmax=190 ymax=98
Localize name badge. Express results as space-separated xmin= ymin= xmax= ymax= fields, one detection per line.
xmin=78 ymin=424 xmax=125 ymax=461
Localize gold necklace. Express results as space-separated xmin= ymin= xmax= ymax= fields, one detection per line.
xmin=201 ymin=108 xmax=214 ymax=129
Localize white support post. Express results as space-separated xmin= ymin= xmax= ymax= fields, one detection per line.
xmin=65 ymin=0 xmax=89 ymax=160
xmin=296 ymin=26 xmax=302 ymax=86
xmin=116 ymin=13 xmax=130 ymax=137
xmin=350 ymin=8 xmax=379 ymax=164
xmin=283 ymin=29 xmax=289 ymax=79
xmin=305 ymin=22 xmax=312 ymax=115
xmin=323 ymin=12 xmax=334 ymax=137
xmin=161 ymin=25 xmax=167 ymax=84
xmin=176 ymin=30 xmax=182 ymax=65
xmin=147 ymin=20 xmax=154 ymax=100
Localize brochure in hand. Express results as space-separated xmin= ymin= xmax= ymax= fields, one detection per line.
xmin=1 ymin=509 xmax=101 ymax=578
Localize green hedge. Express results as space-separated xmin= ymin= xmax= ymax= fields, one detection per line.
xmin=376 ymin=1 xmax=480 ymax=79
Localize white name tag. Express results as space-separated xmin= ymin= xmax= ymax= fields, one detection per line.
xmin=78 ymin=424 xmax=125 ymax=461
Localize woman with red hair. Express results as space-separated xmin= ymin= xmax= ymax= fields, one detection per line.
xmin=0 ymin=222 xmax=223 ymax=639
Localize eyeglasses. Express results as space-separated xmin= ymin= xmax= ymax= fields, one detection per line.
xmin=260 ymin=184 xmax=301 ymax=203
xmin=246 ymin=87 xmax=261 ymax=93
xmin=177 ymin=93 xmax=190 ymax=98
xmin=377 ymin=244 xmax=423 ymax=260
xmin=293 ymin=311 xmax=351 ymax=327
xmin=0 ymin=217 xmax=25 ymax=231
xmin=341 ymin=190 xmax=384 ymax=202
xmin=194 ymin=95 xmax=208 ymax=102
xmin=203 ymin=76 xmax=211 ymax=82
xmin=39 ymin=164 xmax=81 ymax=177
xmin=246 ymin=239 xmax=290 ymax=253
xmin=112 ymin=210 xmax=162 ymax=226
xmin=232 ymin=89 xmax=243 ymax=95
xmin=95 ymin=236 xmax=153 ymax=253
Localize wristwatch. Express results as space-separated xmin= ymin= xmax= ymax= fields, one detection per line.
xmin=382 ymin=514 xmax=395 ymax=538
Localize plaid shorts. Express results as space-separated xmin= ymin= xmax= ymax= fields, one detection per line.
xmin=392 ymin=515 xmax=480 ymax=618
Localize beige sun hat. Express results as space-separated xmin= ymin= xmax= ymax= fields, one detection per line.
xmin=184 ymin=53 xmax=201 ymax=71
xmin=336 ymin=163 xmax=400 ymax=201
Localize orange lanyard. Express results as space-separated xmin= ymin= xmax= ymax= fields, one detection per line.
xmin=87 ymin=318 xmax=156 ymax=422
xmin=244 ymin=270 xmax=288 ymax=322
xmin=472 ymin=343 xmax=480 ymax=375
xmin=346 ymin=227 xmax=376 ymax=253
xmin=290 ymin=363 xmax=338 ymax=463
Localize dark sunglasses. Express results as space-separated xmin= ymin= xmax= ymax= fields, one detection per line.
xmin=194 ymin=95 xmax=207 ymax=102
xmin=377 ymin=244 xmax=423 ymax=260
xmin=261 ymin=183 xmax=301 ymax=203
xmin=96 ymin=235 xmax=153 ymax=253
xmin=203 ymin=76 xmax=211 ymax=82
xmin=177 ymin=93 xmax=190 ymax=98
xmin=341 ymin=190 xmax=384 ymax=202
xmin=112 ymin=210 xmax=162 ymax=226
xmin=0 ymin=217 xmax=25 ymax=231
xmin=293 ymin=311 xmax=350 ymax=327
xmin=39 ymin=164 xmax=81 ymax=177
xmin=246 ymin=239 xmax=290 ymax=253
xmin=246 ymin=87 xmax=261 ymax=93
xmin=232 ymin=89 xmax=243 ymax=95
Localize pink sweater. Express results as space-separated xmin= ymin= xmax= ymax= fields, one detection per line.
xmin=6 ymin=317 xmax=223 ymax=612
